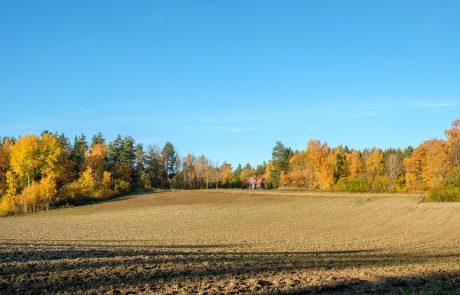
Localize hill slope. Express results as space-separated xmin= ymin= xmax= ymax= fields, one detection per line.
xmin=1 ymin=190 xmax=460 ymax=293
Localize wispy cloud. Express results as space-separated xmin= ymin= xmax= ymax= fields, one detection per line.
xmin=360 ymin=111 xmax=378 ymax=118
xmin=411 ymin=99 xmax=460 ymax=110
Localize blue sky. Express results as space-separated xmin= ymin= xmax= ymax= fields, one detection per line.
xmin=1 ymin=1 xmax=460 ymax=167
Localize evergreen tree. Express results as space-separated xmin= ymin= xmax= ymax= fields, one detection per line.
xmin=71 ymin=134 xmax=88 ymax=174
xmin=145 ymin=146 xmax=162 ymax=188
xmin=332 ymin=146 xmax=347 ymax=184
xmin=270 ymin=141 xmax=293 ymax=188
xmin=233 ymin=164 xmax=243 ymax=188
xmin=161 ymin=142 xmax=176 ymax=186
xmin=91 ymin=132 xmax=105 ymax=146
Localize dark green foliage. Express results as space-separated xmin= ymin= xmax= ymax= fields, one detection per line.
xmin=91 ymin=132 xmax=105 ymax=146
xmin=161 ymin=142 xmax=177 ymax=181
xmin=270 ymin=141 xmax=294 ymax=188
xmin=332 ymin=146 xmax=347 ymax=184
xmin=132 ymin=144 xmax=145 ymax=190
xmin=255 ymin=162 xmax=266 ymax=177
xmin=107 ymin=135 xmax=138 ymax=192
xmin=233 ymin=164 xmax=243 ymax=188
xmin=56 ymin=134 xmax=76 ymax=187
xmin=145 ymin=146 xmax=163 ymax=188
xmin=71 ymin=134 xmax=88 ymax=172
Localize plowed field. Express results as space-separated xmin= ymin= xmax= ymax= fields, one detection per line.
xmin=1 ymin=190 xmax=460 ymax=294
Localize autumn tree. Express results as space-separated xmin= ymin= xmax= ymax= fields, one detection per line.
xmin=263 ymin=161 xmax=273 ymax=189
xmin=306 ymin=140 xmax=333 ymax=189
xmin=240 ymin=163 xmax=256 ymax=188
xmin=404 ymin=143 xmax=427 ymax=191
xmin=384 ymin=151 xmax=403 ymax=180
xmin=364 ymin=148 xmax=385 ymax=180
xmin=445 ymin=119 xmax=460 ymax=166
xmin=5 ymin=134 xmax=62 ymax=213
xmin=0 ymin=138 xmax=13 ymax=197
xmin=182 ymin=154 xmax=197 ymax=189
xmin=219 ymin=162 xmax=235 ymax=188
xmin=422 ymin=140 xmax=451 ymax=189
xmin=286 ymin=151 xmax=310 ymax=188
xmin=346 ymin=150 xmax=363 ymax=178
xmin=196 ymin=155 xmax=213 ymax=189
xmin=85 ymin=143 xmax=106 ymax=182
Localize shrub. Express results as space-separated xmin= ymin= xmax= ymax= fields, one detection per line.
xmin=334 ymin=177 xmax=371 ymax=193
xmin=371 ymin=176 xmax=391 ymax=193
xmin=0 ymin=196 xmax=13 ymax=216
xmin=114 ymin=179 xmax=130 ymax=195
xmin=446 ymin=166 xmax=460 ymax=188
xmin=392 ymin=177 xmax=407 ymax=193
xmin=94 ymin=171 xmax=114 ymax=198
xmin=425 ymin=188 xmax=460 ymax=202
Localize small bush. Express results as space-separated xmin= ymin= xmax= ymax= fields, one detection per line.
xmin=114 ymin=179 xmax=130 ymax=195
xmin=446 ymin=166 xmax=460 ymax=188
xmin=425 ymin=188 xmax=460 ymax=202
xmin=0 ymin=196 xmax=13 ymax=216
xmin=334 ymin=178 xmax=371 ymax=193
xmin=371 ymin=176 xmax=391 ymax=193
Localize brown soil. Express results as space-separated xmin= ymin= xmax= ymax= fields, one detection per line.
xmin=1 ymin=190 xmax=460 ymax=294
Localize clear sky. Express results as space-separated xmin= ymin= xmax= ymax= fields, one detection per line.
xmin=1 ymin=1 xmax=460 ymax=167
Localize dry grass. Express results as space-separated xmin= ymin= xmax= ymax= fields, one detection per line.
xmin=1 ymin=190 xmax=460 ymax=294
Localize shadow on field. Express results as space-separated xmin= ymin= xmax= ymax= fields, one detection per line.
xmin=1 ymin=241 xmax=459 ymax=294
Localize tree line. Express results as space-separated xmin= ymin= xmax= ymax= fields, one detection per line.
xmin=1 ymin=119 xmax=460 ymax=215
xmin=265 ymin=119 xmax=460 ymax=197
xmin=0 ymin=131 xmax=266 ymax=215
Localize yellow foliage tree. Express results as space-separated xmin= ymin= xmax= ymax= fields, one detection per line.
xmin=9 ymin=134 xmax=41 ymax=190
xmin=263 ymin=161 xmax=273 ymax=188
xmin=306 ymin=140 xmax=333 ymax=189
xmin=219 ymin=163 xmax=234 ymax=187
xmin=240 ymin=167 xmax=256 ymax=187
xmin=422 ymin=140 xmax=452 ymax=189
xmin=6 ymin=134 xmax=62 ymax=213
xmin=445 ymin=119 xmax=460 ymax=166
xmin=85 ymin=143 xmax=106 ymax=182
xmin=364 ymin=148 xmax=385 ymax=180
xmin=0 ymin=138 xmax=12 ymax=197
xmin=95 ymin=171 xmax=114 ymax=198
xmin=404 ymin=144 xmax=427 ymax=191
xmin=78 ymin=167 xmax=96 ymax=197
xmin=346 ymin=150 xmax=363 ymax=178
xmin=40 ymin=133 xmax=63 ymax=177
xmin=286 ymin=151 xmax=311 ymax=188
